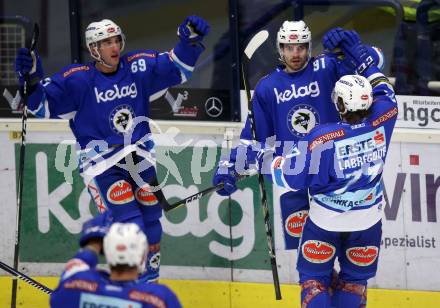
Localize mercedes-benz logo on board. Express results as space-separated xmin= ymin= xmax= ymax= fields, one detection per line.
xmin=205 ymin=96 xmax=223 ymax=118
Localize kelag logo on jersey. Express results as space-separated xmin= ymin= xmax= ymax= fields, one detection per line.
xmin=287 ymin=104 xmax=319 ymax=137
xmin=274 ymin=81 xmax=320 ymax=104
xmin=109 ymin=104 xmax=135 ymax=134
xmin=94 ymin=82 xmax=138 ymax=103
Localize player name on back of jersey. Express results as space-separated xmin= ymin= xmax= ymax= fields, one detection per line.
xmin=274 ymin=81 xmax=320 ymax=104
xmin=94 ymin=83 xmax=138 ymax=103
xmin=335 ymin=127 xmax=387 ymax=170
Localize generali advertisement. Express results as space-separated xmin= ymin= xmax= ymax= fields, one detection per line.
xmin=0 ymin=129 xmax=438 ymax=291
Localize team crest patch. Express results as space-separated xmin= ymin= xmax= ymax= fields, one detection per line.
xmin=135 ymin=186 xmax=158 ymax=206
xmin=346 ymin=246 xmax=379 ymax=266
xmin=301 ymin=240 xmax=335 ymax=263
xmin=106 ymin=180 xmax=134 ymax=204
xmin=109 ymin=104 xmax=135 ymax=134
xmin=148 ymin=252 xmax=161 ymax=270
xmin=285 ymin=210 xmax=308 ymax=237
xmin=287 ymin=104 xmax=319 ymax=137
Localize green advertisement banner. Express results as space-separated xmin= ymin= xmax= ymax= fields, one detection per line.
xmin=16 ymin=143 xmax=274 ymax=271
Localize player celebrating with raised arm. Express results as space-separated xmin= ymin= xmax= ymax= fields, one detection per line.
xmin=50 ymin=213 xmax=182 ymax=307
xmin=14 ymin=16 xmax=210 ymax=283
xmin=257 ymin=42 xmax=398 ymax=307
xmin=212 ymin=21 xmax=383 ymax=250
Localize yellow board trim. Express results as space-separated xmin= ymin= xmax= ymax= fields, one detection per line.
xmin=1 ymin=277 xmax=440 ymax=307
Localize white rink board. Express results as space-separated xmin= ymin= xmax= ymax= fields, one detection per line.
xmin=0 ymin=120 xmax=439 ymax=291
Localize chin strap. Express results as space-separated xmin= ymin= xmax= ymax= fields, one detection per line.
xmin=90 ymin=46 xmax=116 ymax=69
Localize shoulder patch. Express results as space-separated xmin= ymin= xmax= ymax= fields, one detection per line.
xmin=64 ymin=279 xmax=98 ymax=292
xmin=129 ymin=290 xmax=166 ymax=308
xmin=62 ymin=258 xmax=90 ymax=280
xmin=309 ymin=128 xmax=345 ymax=151
xmin=63 ymin=66 xmax=90 ymax=78
xmin=372 ymin=106 xmax=398 ymax=127
xmin=127 ymin=52 xmax=156 ymax=62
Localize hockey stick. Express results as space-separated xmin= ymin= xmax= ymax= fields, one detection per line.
xmin=0 ymin=261 xmax=53 ymax=295
xmin=241 ymin=30 xmax=282 ymax=300
xmin=11 ymin=22 xmax=40 ymax=308
xmin=162 ymin=182 xmax=224 ymax=212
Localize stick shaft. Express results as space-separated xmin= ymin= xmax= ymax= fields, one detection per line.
xmin=241 ymin=31 xmax=282 ymax=300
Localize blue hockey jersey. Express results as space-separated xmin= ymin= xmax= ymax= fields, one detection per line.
xmin=231 ymin=53 xmax=350 ymax=169
xmin=50 ymin=249 xmax=182 ymax=308
xmin=269 ymin=71 xmax=397 ymax=231
xmin=27 ymin=42 xmax=203 ymax=184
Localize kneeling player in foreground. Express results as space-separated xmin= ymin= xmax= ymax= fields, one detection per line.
xmin=258 ymin=61 xmax=397 ymax=307
xmin=50 ymin=212 xmax=181 ymax=307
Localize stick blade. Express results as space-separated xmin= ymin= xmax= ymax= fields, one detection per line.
xmin=244 ymin=30 xmax=269 ymax=60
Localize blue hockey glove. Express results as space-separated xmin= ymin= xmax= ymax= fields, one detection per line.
xmin=340 ymin=31 xmax=374 ymax=75
xmin=178 ymin=15 xmax=210 ymax=44
xmin=213 ymin=160 xmax=238 ymax=196
xmin=15 ymin=47 xmax=43 ymax=87
xmin=343 ymin=30 xmax=361 ymax=47
xmin=79 ymin=211 xmax=113 ymax=248
xmin=322 ymin=27 xmax=345 ymax=51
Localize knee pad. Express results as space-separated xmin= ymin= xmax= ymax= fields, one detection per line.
xmin=280 ymin=192 xmax=309 ymax=250
xmin=301 ymin=279 xmax=330 ymax=308
xmin=332 ymin=280 xmax=367 ymax=308
xmin=89 ymin=178 xmax=141 ymax=221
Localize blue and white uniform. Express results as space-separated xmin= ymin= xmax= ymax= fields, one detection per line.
xmin=28 ymin=46 xmax=200 ymax=184
xmin=50 ymin=249 xmax=182 ymax=308
xmin=269 ymin=71 xmax=397 ymax=230
xmin=26 ymin=41 xmax=204 ymax=282
xmin=268 ymin=69 xmax=397 ymax=308
xmin=231 ymin=53 xmax=350 ymax=248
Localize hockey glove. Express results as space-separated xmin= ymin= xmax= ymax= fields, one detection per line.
xmin=255 ymin=147 xmax=275 ymax=177
xmin=213 ymin=160 xmax=238 ymax=196
xmin=340 ymin=31 xmax=374 ymax=75
xmin=79 ymin=211 xmax=113 ymax=249
xmin=15 ymin=47 xmax=43 ymax=88
xmin=322 ymin=27 xmax=345 ymax=51
xmin=178 ymin=15 xmax=210 ymax=44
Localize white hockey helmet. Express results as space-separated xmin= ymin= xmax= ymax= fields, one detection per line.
xmin=332 ymin=75 xmax=373 ymax=114
xmin=103 ymin=223 xmax=148 ymax=272
xmin=276 ymin=20 xmax=312 ymax=61
xmin=85 ymin=19 xmax=125 ymax=61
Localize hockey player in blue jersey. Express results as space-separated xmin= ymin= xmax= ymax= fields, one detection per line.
xmin=50 ymin=212 xmax=182 ymax=307
xmin=257 ymin=58 xmax=397 ymax=307
xmin=212 ymin=20 xmax=384 ymax=250
xmin=15 ymin=16 xmax=209 ymax=283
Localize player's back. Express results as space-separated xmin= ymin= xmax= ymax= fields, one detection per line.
xmin=50 ymin=269 xmax=182 ymax=308
xmin=304 ymin=83 xmax=397 ymax=231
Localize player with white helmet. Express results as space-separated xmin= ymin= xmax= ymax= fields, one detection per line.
xmin=15 ymin=15 xmax=210 ymax=284
xmin=256 ymin=45 xmax=397 ymax=307
xmin=332 ymin=74 xmax=373 ymax=115
xmin=276 ymin=20 xmax=312 ymax=72
xmin=213 ymin=19 xmax=386 ymax=256
xmin=84 ymin=19 xmax=126 ymax=69
xmin=51 ymin=213 xmax=182 ymax=307
xmin=104 ymin=222 xmax=148 ymax=273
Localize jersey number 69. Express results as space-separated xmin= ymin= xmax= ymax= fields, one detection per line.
xmin=131 ymin=59 xmax=147 ymax=73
